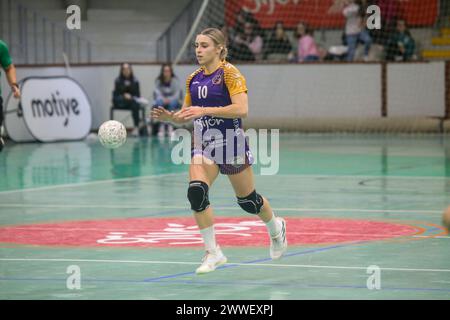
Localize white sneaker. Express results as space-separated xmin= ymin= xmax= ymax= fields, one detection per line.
xmin=195 ymin=246 xmax=227 ymax=275
xmin=0 ymin=136 xmax=4 ymax=152
xmin=270 ymin=218 xmax=287 ymax=260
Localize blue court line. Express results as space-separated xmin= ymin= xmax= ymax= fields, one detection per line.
xmin=142 ymin=241 xmax=366 ymax=282
xmin=0 ymin=242 xmax=364 ymax=288
xmin=142 ymin=279 xmax=450 ymax=293
xmin=1 ymin=239 xmax=448 ymax=295
xmin=1 ymin=277 xmax=449 ymax=294
xmin=1 ymin=237 xmax=448 ymax=296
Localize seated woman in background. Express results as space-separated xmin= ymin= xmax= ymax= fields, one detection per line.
xmin=264 ymin=21 xmax=293 ymax=60
xmin=385 ymin=19 xmax=416 ymax=61
xmin=153 ymin=63 xmax=182 ymax=137
xmin=112 ymin=63 xmax=142 ymax=137
xmin=295 ymin=22 xmax=320 ymax=62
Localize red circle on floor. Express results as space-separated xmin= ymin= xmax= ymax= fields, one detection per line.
xmin=0 ymin=217 xmax=419 ymax=247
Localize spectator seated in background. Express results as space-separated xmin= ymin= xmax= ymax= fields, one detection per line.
xmin=375 ymin=0 xmax=403 ymax=46
xmin=152 ymin=63 xmax=182 ymax=137
xmin=112 ymin=63 xmax=143 ymax=137
xmin=234 ymin=9 xmax=262 ymax=39
xmin=295 ymin=22 xmax=320 ymax=62
xmin=232 ymin=22 xmax=263 ymax=61
xmin=385 ymin=19 xmax=416 ymax=61
xmin=264 ymin=21 xmax=292 ymax=61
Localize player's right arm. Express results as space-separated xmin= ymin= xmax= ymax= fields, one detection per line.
xmin=151 ymin=100 xmax=191 ymax=124
xmin=4 ymin=64 xmax=20 ymax=98
xmin=150 ymin=75 xmax=192 ymax=124
xmin=171 ymin=87 xmax=192 ymax=123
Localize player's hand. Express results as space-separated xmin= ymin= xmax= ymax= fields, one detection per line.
xmin=172 ymin=110 xmax=186 ymax=123
xmin=12 ymin=85 xmax=20 ymax=99
xmin=151 ymin=106 xmax=173 ymax=122
xmin=175 ymin=106 xmax=205 ymax=121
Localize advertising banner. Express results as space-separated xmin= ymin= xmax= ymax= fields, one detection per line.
xmin=225 ymin=0 xmax=438 ymax=29
xmin=5 ymin=76 xmax=92 ymax=142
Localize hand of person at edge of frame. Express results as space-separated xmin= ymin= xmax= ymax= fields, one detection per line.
xmin=12 ymin=84 xmax=20 ymax=99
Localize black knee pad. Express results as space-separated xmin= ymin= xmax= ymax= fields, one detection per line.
xmin=237 ymin=190 xmax=264 ymax=214
xmin=187 ymin=180 xmax=210 ymax=212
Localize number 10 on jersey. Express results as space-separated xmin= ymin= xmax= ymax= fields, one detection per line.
xmin=198 ymin=86 xmax=208 ymax=99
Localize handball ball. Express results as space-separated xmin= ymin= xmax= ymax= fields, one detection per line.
xmin=98 ymin=120 xmax=127 ymax=149
xmin=443 ymin=206 xmax=450 ymax=232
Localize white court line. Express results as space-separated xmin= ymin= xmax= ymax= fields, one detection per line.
xmin=0 ymin=227 xmax=427 ymax=238
xmin=0 ymin=203 xmax=442 ymax=214
xmin=275 ymin=174 xmax=450 ymax=180
xmin=0 ymin=227 xmax=446 ymax=238
xmin=0 ymin=258 xmax=449 ymax=273
xmin=0 ymin=173 xmax=446 ymax=196
xmin=413 ymin=235 xmax=450 ymax=239
xmin=0 ymin=173 xmax=185 ymax=195
xmin=0 ymin=226 xmax=446 ymax=238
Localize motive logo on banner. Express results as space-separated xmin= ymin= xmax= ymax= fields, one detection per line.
xmin=19 ymin=77 xmax=92 ymax=142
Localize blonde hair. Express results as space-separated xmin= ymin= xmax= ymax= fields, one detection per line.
xmin=200 ymin=28 xmax=228 ymax=61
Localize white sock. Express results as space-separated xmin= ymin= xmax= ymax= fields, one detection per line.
xmin=199 ymin=225 xmax=217 ymax=253
xmin=265 ymin=214 xmax=281 ymax=237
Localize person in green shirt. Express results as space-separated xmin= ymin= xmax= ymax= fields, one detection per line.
xmin=0 ymin=40 xmax=21 ymax=152
xmin=386 ymin=20 xmax=416 ymax=61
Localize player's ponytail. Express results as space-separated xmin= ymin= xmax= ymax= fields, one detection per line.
xmin=200 ymin=28 xmax=228 ymax=61
xmin=219 ymin=46 xmax=228 ymax=61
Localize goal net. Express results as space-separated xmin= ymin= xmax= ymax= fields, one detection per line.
xmin=176 ymin=0 xmax=443 ymax=64
xmin=169 ymin=0 xmax=449 ymax=133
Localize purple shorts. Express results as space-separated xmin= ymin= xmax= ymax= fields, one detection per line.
xmin=191 ymin=129 xmax=254 ymax=175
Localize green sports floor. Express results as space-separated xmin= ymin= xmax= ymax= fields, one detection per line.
xmin=0 ymin=133 xmax=449 ymax=300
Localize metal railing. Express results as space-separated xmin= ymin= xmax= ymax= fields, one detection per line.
xmin=0 ymin=0 xmax=92 ymax=64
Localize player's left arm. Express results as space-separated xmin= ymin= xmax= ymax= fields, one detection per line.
xmin=205 ymin=66 xmax=249 ymax=118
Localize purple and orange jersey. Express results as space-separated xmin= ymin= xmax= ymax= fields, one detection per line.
xmin=185 ymin=61 xmax=254 ymax=175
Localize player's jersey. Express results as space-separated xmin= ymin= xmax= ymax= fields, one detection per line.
xmin=184 ymin=60 xmax=247 ymax=135
xmin=185 ymin=61 xmax=253 ymax=174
